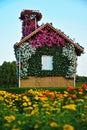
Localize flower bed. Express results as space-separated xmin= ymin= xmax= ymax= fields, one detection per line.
xmin=0 ymin=84 xmax=87 ymax=130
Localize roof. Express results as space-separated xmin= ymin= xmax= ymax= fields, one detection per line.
xmin=15 ymin=23 xmax=84 ymax=56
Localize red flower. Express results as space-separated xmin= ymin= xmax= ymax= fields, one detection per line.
xmin=82 ymin=84 xmax=87 ymax=90
xmin=45 ymin=91 xmax=51 ymax=96
xmin=71 ymin=94 xmax=77 ymax=99
xmin=51 ymin=95 xmax=55 ymax=100
xmin=67 ymin=86 xmax=75 ymax=92
xmin=78 ymin=88 xmax=83 ymax=92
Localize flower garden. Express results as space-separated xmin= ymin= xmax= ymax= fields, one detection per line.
xmin=0 ymin=84 xmax=87 ymax=130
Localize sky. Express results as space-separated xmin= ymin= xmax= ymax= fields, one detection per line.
xmin=0 ymin=0 xmax=87 ymax=76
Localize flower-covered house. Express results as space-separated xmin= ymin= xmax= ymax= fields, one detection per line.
xmin=14 ymin=10 xmax=84 ymax=88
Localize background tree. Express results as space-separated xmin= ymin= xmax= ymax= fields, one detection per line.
xmin=76 ymin=75 xmax=87 ymax=85
xmin=0 ymin=61 xmax=18 ymax=88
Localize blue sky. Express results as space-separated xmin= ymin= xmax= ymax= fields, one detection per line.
xmin=0 ymin=0 xmax=87 ymax=76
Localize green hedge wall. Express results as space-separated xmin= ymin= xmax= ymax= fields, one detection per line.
xmin=28 ymin=45 xmax=70 ymax=77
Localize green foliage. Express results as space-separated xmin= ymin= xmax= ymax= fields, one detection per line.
xmin=0 ymin=87 xmax=67 ymax=94
xmin=76 ymin=75 xmax=87 ymax=88
xmin=76 ymin=75 xmax=87 ymax=83
xmin=28 ymin=45 xmax=70 ymax=77
xmin=0 ymin=61 xmax=18 ymax=88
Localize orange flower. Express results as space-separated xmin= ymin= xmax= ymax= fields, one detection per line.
xmin=78 ymin=88 xmax=83 ymax=92
xmin=51 ymin=95 xmax=55 ymax=100
xmin=82 ymin=84 xmax=87 ymax=90
xmin=40 ymin=95 xmax=48 ymax=100
xmin=71 ymin=94 xmax=77 ymax=99
xmin=45 ymin=91 xmax=51 ymax=96
xmin=67 ymin=86 xmax=75 ymax=92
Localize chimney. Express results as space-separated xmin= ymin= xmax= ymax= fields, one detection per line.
xmin=19 ymin=10 xmax=42 ymax=38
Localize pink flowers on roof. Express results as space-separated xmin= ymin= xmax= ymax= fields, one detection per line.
xmin=20 ymin=10 xmax=65 ymax=48
xmin=29 ymin=26 xmax=65 ymax=48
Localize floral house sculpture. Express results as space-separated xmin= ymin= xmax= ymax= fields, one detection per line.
xmin=14 ymin=9 xmax=84 ymax=88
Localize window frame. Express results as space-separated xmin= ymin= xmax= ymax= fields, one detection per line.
xmin=41 ymin=55 xmax=53 ymax=70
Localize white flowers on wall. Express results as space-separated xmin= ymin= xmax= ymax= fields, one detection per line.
xmin=15 ymin=42 xmax=36 ymax=78
xmin=62 ymin=43 xmax=77 ymax=78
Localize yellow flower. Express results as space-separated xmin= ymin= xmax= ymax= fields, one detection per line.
xmin=0 ymin=96 xmax=4 ymax=100
xmin=79 ymin=92 xmax=83 ymax=95
xmin=34 ymin=124 xmax=39 ymax=129
xmin=84 ymin=105 xmax=87 ymax=109
xmin=63 ymin=124 xmax=74 ymax=130
xmin=78 ymin=99 xmax=84 ymax=102
xmin=33 ymin=103 xmax=38 ymax=107
xmin=12 ymin=128 xmax=20 ymax=130
xmin=28 ymin=101 xmax=32 ymax=105
xmin=34 ymin=95 xmax=39 ymax=100
xmin=84 ymin=96 xmax=87 ymax=99
xmin=62 ymin=104 xmax=76 ymax=111
xmin=63 ymin=91 xmax=69 ymax=97
xmin=28 ymin=89 xmax=35 ymax=95
xmin=25 ymin=114 xmax=31 ymax=117
xmin=31 ymin=109 xmax=39 ymax=115
xmin=17 ymin=120 xmax=22 ymax=125
xmin=64 ymin=91 xmax=68 ymax=94
xmin=4 ymin=115 xmax=16 ymax=123
xmin=81 ymin=118 xmax=87 ymax=122
xmin=28 ymin=106 xmax=33 ymax=110
xmin=4 ymin=123 xmax=10 ymax=127
xmin=24 ymin=106 xmax=33 ymax=111
xmin=46 ymin=111 xmax=50 ymax=115
xmin=50 ymin=122 xmax=59 ymax=128
xmin=40 ymin=96 xmax=48 ymax=101
xmin=43 ymin=103 xmax=50 ymax=108
xmin=23 ymin=95 xmax=29 ymax=102
xmin=82 ymin=113 xmax=85 ymax=116
xmin=23 ymin=102 xmax=28 ymax=107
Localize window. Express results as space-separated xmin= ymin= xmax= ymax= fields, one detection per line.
xmin=41 ymin=55 xmax=53 ymax=70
